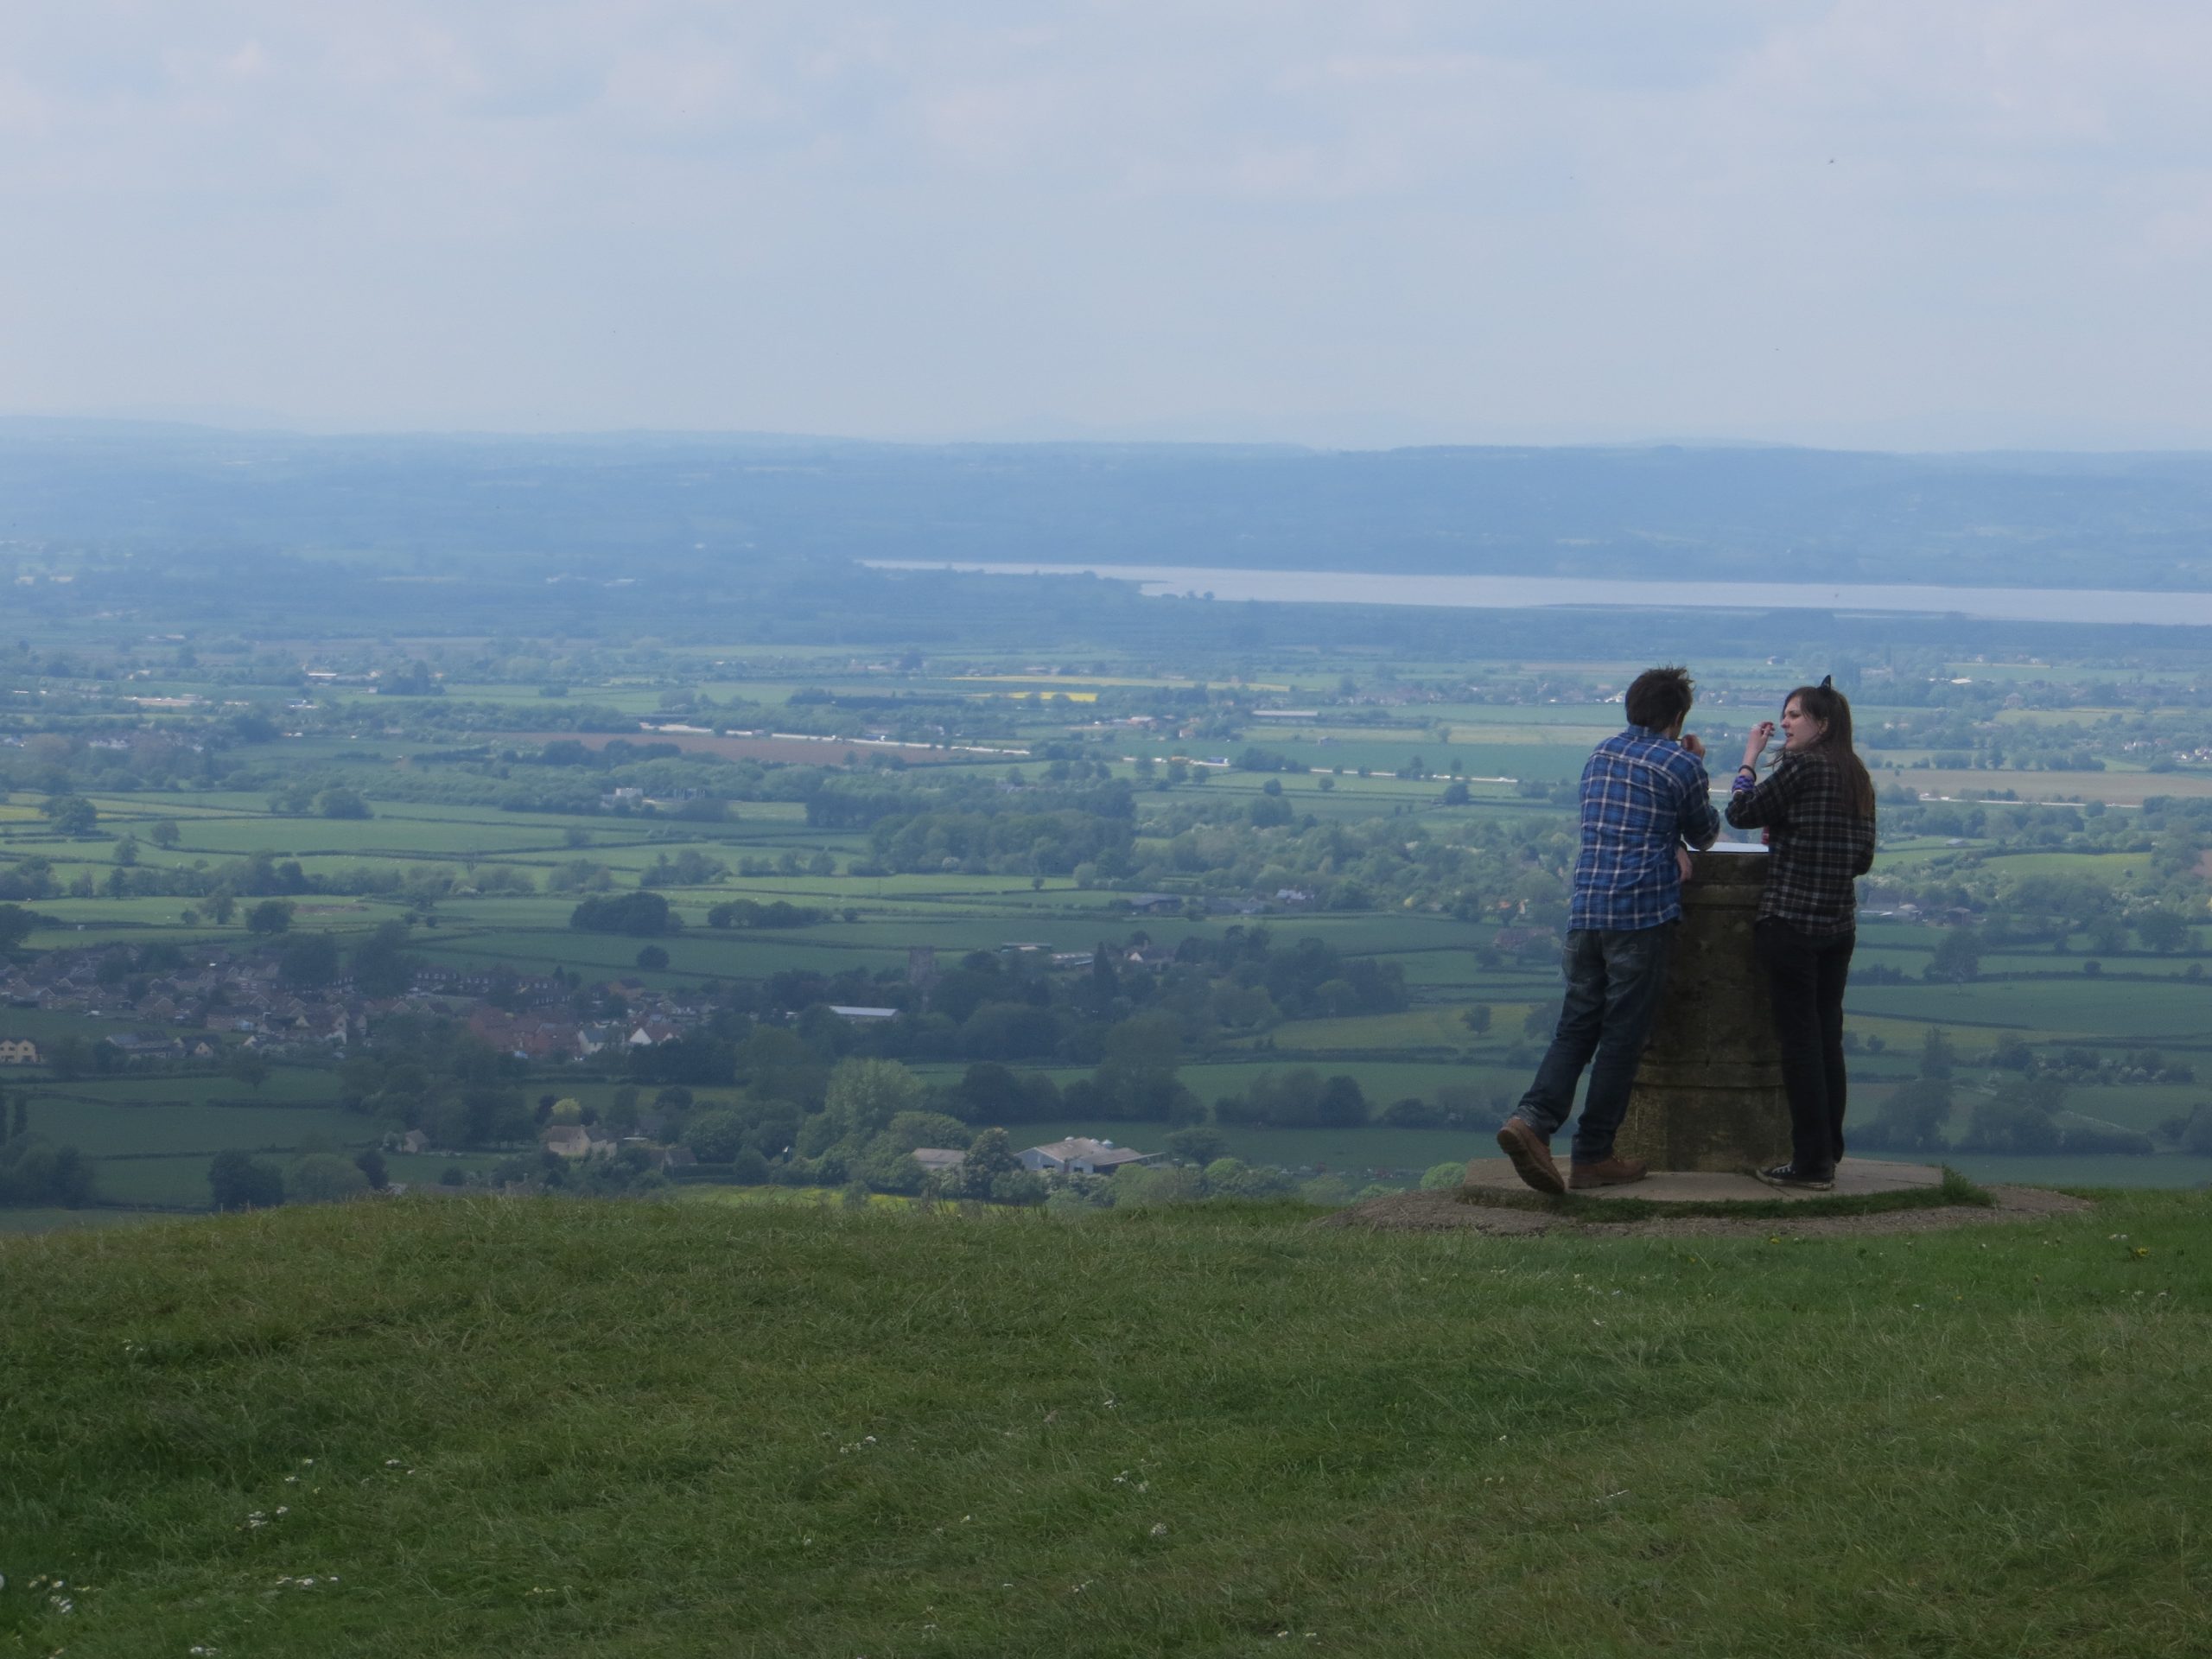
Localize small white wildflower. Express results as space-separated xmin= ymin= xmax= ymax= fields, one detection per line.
xmin=274 ymin=1507 xmax=289 ymax=1516
xmin=1149 ymin=1522 xmax=1168 ymax=1537
xmin=385 ymin=1459 xmax=402 ymax=1467
xmin=284 ymin=1476 xmax=298 ymax=1484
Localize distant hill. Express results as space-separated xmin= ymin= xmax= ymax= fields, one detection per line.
xmin=3 ymin=423 xmax=2210 ymax=590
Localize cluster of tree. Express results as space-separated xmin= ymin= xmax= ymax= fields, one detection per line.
xmin=723 ymin=930 xmax=1412 ymax=1077
xmin=0 ymin=1098 xmax=94 ymax=1207
xmin=676 ymin=1058 xmax=1047 ymax=1203
xmin=1213 ymin=1068 xmax=1370 ymax=1128
xmin=211 ymin=1142 xmax=392 ymax=1209
xmin=570 ymin=891 xmax=677 ymax=936
xmin=0 ymin=840 xmax=536 ymax=907
xmin=639 ymin=849 xmax=730 ymax=887
xmin=1857 ymin=1033 xmax=2158 ymax=1155
xmin=335 ymin=1017 xmax=535 ymax=1148
xmin=707 ymin=899 xmax=822 ymax=929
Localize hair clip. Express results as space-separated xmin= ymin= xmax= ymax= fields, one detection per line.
xmin=1818 ymin=675 xmax=1833 ymax=690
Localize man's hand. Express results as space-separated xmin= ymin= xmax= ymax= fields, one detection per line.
xmin=1680 ymin=732 xmax=1707 ymax=760
xmin=1676 ymin=847 xmax=1694 ymax=885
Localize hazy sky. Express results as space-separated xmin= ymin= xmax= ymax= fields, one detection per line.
xmin=4 ymin=2 xmax=2209 ymax=448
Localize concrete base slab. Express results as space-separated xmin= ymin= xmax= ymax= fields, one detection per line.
xmin=1461 ymin=1155 xmax=1943 ymax=1206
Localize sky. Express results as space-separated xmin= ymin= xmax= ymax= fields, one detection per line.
xmin=3 ymin=1 xmax=2209 ymax=449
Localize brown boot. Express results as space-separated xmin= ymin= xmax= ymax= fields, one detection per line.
xmin=1568 ymin=1155 xmax=1649 ymax=1190
xmin=1495 ymin=1118 xmax=1565 ymax=1195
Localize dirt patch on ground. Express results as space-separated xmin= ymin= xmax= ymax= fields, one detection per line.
xmin=1318 ymin=1184 xmax=2092 ymax=1240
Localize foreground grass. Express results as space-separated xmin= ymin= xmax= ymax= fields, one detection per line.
xmin=3 ymin=1193 xmax=2209 ymax=1657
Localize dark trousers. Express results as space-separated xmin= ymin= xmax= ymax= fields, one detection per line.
xmin=1514 ymin=925 xmax=1675 ymax=1165
xmin=1755 ymin=918 xmax=1855 ymax=1175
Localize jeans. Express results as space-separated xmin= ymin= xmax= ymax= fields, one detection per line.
xmin=1755 ymin=918 xmax=1855 ymax=1175
xmin=1514 ymin=925 xmax=1675 ymax=1165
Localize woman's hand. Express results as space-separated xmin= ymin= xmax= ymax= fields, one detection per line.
xmin=1743 ymin=721 xmax=1775 ymax=767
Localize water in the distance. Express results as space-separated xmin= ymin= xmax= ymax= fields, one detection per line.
xmin=864 ymin=561 xmax=2212 ymax=626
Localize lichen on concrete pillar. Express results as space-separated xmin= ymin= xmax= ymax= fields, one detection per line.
xmin=1613 ymin=845 xmax=1791 ymax=1173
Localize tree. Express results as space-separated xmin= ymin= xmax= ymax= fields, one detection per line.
xmin=42 ymin=795 xmax=98 ymax=835
xmin=822 ymin=1058 xmax=925 ymax=1143
xmin=245 ymin=899 xmax=296 ymax=937
xmin=1868 ymin=1077 xmax=1951 ymax=1152
xmin=955 ymin=1127 xmax=1021 ymax=1199
xmin=1316 ymin=1074 xmax=1369 ymax=1127
xmin=569 ymin=891 xmax=675 ymax=936
xmin=149 ymin=820 xmax=181 ymax=848
xmin=1927 ymin=930 xmax=1981 ymax=983
xmin=2134 ymin=910 xmax=2192 ymax=954
xmin=208 ymin=1150 xmax=285 ymax=1210
xmin=854 ymin=1138 xmax=925 ymax=1194
xmin=1460 ymin=1003 xmax=1493 ymax=1035
xmin=205 ymin=887 xmax=238 ymax=925
xmin=46 ymin=1036 xmax=90 ymax=1082
xmin=0 ymin=905 xmax=37 ymax=954
xmin=315 ymin=786 xmax=372 ymax=819
xmin=224 ymin=1047 xmax=270 ymax=1091
xmin=885 ymin=1109 xmax=970 ymax=1153
xmin=0 ymin=1134 xmax=94 ymax=1207
xmin=353 ymin=1147 xmax=389 ymax=1190
xmin=289 ymin=1153 xmax=371 ymax=1203
xmin=1919 ymin=1027 xmax=1956 ymax=1081
xmin=1164 ymin=1126 xmax=1229 ymax=1166
xmin=278 ymin=932 xmax=340 ymax=989
xmin=684 ymin=1110 xmax=747 ymax=1164
xmin=636 ymin=944 xmax=671 ymax=971
xmin=1961 ymin=1076 xmax=2067 ymax=1154
xmin=352 ymin=921 xmax=418 ymax=997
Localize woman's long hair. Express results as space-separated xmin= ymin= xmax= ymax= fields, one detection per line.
xmin=1784 ymin=680 xmax=1877 ymax=819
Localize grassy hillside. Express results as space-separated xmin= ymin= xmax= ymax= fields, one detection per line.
xmin=4 ymin=1193 xmax=2209 ymax=1656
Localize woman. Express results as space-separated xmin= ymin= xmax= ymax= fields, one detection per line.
xmin=1726 ymin=677 xmax=1878 ymax=1190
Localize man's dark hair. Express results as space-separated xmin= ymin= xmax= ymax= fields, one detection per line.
xmin=1624 ymin=665 xmax=1695 ymax=733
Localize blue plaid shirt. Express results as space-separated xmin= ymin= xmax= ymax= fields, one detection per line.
xmin=1568 ymin=725 xmax=1720 ymax=931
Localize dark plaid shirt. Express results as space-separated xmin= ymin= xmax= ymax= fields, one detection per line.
xmin=1568 ymin=726 xmax=1720 ymax=931
xmin=1725 ymin=751 xmax=1877 ymax=937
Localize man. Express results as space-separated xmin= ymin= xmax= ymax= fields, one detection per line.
xmin=1495 ymin=664 xmax=1719 ymax=1192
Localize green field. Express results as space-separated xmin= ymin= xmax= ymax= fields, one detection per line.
xmin=3 ymin=1194 xmax=2209 ymax=1655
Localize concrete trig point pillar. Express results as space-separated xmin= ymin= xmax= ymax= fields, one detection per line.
xmin=1613 ymin=845 xmax=1792 ymax=1173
